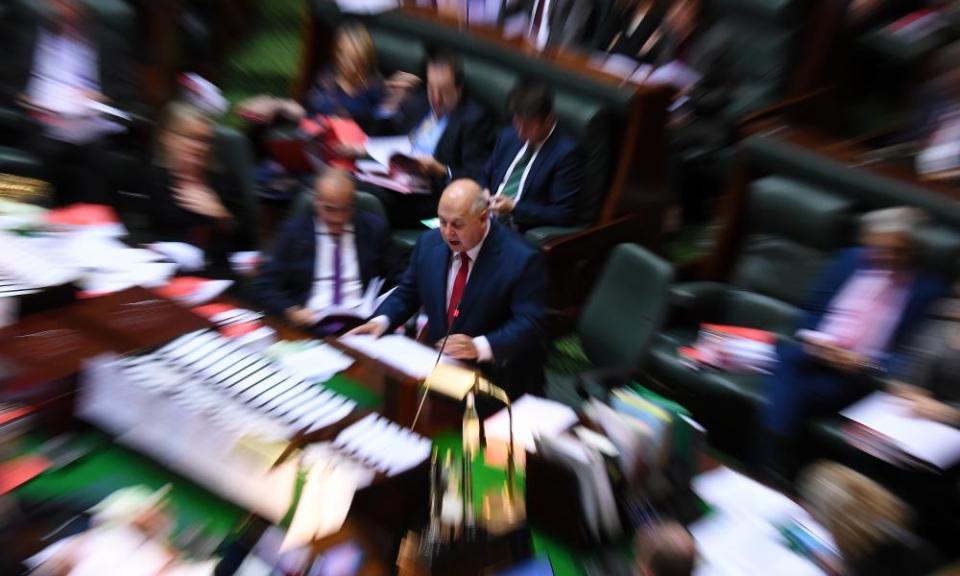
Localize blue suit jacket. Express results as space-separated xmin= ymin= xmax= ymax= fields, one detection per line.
xmin=480 ymin=126 xmax=584 ymax=231
xmin=797 ymin=247 xmax=946 ymax=372
xmin=254 ymin=210 xmax=398 ymax=315
xmin=374 ymin=220 xmax=548 ymax=396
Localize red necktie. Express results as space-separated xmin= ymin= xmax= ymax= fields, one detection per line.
xmin=447 ymin=252 xmax=471 ymax=328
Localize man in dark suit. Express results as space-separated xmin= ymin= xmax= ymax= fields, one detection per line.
xmin=254 ymin=168 xmax=398 ymax=336
xmin=365 ymin=50 xmax=494 ymax=228
xmin=761 ymin=207 xmax=946 ymax=477
xmin=481 ymin=81 xmax=584 ymax=232
xmin=504 ymin=0 xmax=597 ymax=50
xmin=348 ymin=179 xmax=548 ymax=397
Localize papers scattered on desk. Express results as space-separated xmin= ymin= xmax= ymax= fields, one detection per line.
xmin=339 ymin=334 xmax=459 ymax=379
xmin=148 ymin=242 xmax=206 ymax=272
xmin=229 ymin=250 xmax=261 ymax=274
xmin=691 ymin=513 xmax=825 ymax=576
xmin=44 ymin=203 xmax=127 ymax=238
xmin=78 ymin=330 xmax=361 ymax=521
xmin=691 ymin=466 xmax=833 ymax=575
xmin=272 ymin=341 xmax=356 ymax=384
xmin=282 ymin=457 xmax=361 ymax=550
xmin=333 ymin=412 xmax=432 ymax=476
xmin=365 ymin=136 xmax=414 ymax=168
xmin=693 ymin=465 xmax=804 ymax=524
xmin=485 ymin=394 xmax=578 ymax=456
xmin=841 ymin=391 xmax=960 ymax=470
xmin=336 ymin=0 xmax=399 ymax=13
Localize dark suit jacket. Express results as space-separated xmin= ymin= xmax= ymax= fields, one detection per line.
xmin=505 ymin=0 xmax=597 ymax=49
xmin=369 ymin=92 xmax=495 ymax=195
xmin=374 ymin=221 xmax=548 ymax=396
xmin=798 ymin=247 xmax=946 ymax=372
xmin=592 ymin=4 xmax=665 ymax=58
xmin=480 ymin=126 xmax=584 ymax=231
xmin=254 ymin=210 xmax=397 ymax=316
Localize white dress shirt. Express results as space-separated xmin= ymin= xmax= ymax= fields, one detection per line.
xmin=306 ymin=220 xmax=363 ymax=312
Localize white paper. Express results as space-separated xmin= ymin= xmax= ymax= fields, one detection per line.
xmin=365 ymin=136 xmax=414 ymax=168
xmin=692 ymin=466 xmax=804 ymax=525
xmin=485 ymin=394 xmax=579 ymax=454
xmin=336 ymin=0 xmax=398 ymax=13
xmin=841 ymin=391 xmax=960 ymax=469
xmin=281 ymin=461 xmax=359 ymax=551
xmin=276 ymin=343 xmax=355 ymax=384
xmin=338 ymin=334 xmax=459 ymax=379
xmin=691 ymin=513 xmax=825 ymax=576
xmin=646 ymin=61 xmax=701 ymax=90
xmin=149 ymin=242 xmax=206 ymax=272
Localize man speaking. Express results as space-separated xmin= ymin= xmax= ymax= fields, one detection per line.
xmin=348 ymin=179 xmax=548 ymax=397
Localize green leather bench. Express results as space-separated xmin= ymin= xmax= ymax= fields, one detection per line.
xmin=649 ymin=134 xmax=960 ymax=461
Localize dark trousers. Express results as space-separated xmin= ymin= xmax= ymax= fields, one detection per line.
xmin=30 ymin=133 xmax=107 ymax=206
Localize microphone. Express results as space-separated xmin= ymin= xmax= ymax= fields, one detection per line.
xmin=411 ymin=303 xmax=460 ymax=431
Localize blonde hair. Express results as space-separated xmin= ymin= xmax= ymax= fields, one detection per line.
xmin=798 ymin=461 xmax=912 ymax=562
xmin=334 ymin=23 xmax=378 ymax=83
xmin=155 ymin=101 xmax=215 ymax=168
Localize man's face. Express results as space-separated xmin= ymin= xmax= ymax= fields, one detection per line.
xmin=438 ymin=195 xmax=488 ymax=253
xmin=427 ymin=63 xmax=462 ymax=117
xmin=863 ymin=231 xmax=913 ymax=270
xmin=314 ymin=180 xmax=355 ymax=236
xmin=512 ymin=114 xmax=553 ymax=144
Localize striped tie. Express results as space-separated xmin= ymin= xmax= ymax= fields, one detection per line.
xmin=500 ymin=146 xmax=535 ymax=200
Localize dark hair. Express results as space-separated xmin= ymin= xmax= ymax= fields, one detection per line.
xmin=507 ymin=81 xmax=554 ymax=120
xmin=425 ymin=49 xmax=465 ymax=88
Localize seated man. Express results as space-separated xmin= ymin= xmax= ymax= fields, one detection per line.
xmin=762 ymin=207 xmax=945 ymax=476
xmin=364 ymin=50 xmax=494 ymax=228
xmin=253 ymin=168 xmax=398 ymax=336
xmin=348 ymin=179 xmax=548 ymax=397
xmin=481 ymin=81 xmax=584 ymax=232
xmin=634 ymin=520 xmax=696 ymax=576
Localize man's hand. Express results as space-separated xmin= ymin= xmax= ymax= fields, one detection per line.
xmin=888 ymin=381 xmax=930 ymax=401
xmin=285 ymin=306 xmax=316 ymax=328
xmin=490 ymin=195 xmax=515 ymax=216
xmin=381 ymin=71 xmax=421 ymax=114
xmin=330 ymin=142 xmax=368 ymax=159
xmin=415 ymin=155 xmax=448 ymax=178
xmin=908 ymin=395 xmax=960 ymax=425
xmin=805 ymin=342 xmax=868 ymax=373
xmin=439 ymin=334 xmax=479 ymax=361
xmin=345 ymin=320 xmax=387 ymax=338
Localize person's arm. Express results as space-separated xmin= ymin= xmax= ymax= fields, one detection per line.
xmin=483 ymin=250 xmax=548 ymax=362
xmin=512 ymin=144 xmax=584 ymax=228
xmin=251 ymin=218 xmax=304 ymax=316
xmin=370 ymin=235 xmax=426 ymax=330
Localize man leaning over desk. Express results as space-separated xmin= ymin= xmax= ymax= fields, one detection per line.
xmin=348 ymin=179 xmax=548 ymax=398
xmin=254 ymin=168 xmax=400 ymax=336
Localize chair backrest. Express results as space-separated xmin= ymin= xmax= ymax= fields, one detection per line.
xmin=213 ymin=126 xmax=260 ymax=245
xmin=730 ymin=175 xmax=855 ymax=307
xmin=578 ymin=244 xmax=674 ymax=369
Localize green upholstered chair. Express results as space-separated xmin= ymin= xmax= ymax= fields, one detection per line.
xmin=544 ymin=243 xmax=674 ymax=408
xmin=647 ymin=175 xmax=856 ymax=457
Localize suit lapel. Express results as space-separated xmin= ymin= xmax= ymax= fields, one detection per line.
xmin=354 ymin=214 xmax=372 ymax=286
xmin=454 ymin=224 xmax=501 ymax=328
xmin=432 ymin=241 xmax=452 ymax=327
xmin=434 ymin=105 xmax=461 ymax=166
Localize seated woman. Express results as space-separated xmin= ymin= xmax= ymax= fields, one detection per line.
xmin=887 ymin=286 xmax=960 ymax=427
xmin=146 ymin=102 xmax=256 ymax=273
xmin=798 ymin=461 xmax=939 ymax=576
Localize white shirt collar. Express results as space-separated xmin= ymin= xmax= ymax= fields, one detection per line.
xmin=314 ymin=218 xmax=354 ymax=236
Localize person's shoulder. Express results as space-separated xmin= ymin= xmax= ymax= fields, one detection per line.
xmin=458 ymin=97 xmax=492 ymax=122
xmin=356 ymin=209 xmax=389 ymax=236
xmin=491 ymin=222 xmax=540 ymax=260
xmin=551 ymin=128 xmax=579 ymax=151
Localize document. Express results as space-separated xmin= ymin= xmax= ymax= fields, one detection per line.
xmin=485 ymin=394 xmax=579 ymax=455
xmin=274 ymin=342 xmax=356 ymax=384
xmin=691 ymin=513 xmax=825 ymax=576
xmin=692 ymin=466 xmax=804 ymax=525
xmin=841 ymin=391 xmax=960 ymax=470
xmin=365 ymin=136 xmax=414 ymax=168
xmin=282 ymin=461 xmax=360 ymax=551
xmin=149 ymin=242 xmax=206 ymax=272
xmin=338 ymin=334 xmax=459 ymax=379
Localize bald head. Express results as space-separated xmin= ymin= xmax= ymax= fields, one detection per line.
xmin=437 ymin=179 xmax=489 ymax=253
xmin=314 ymin=168 xmax=355 ymax=236
xmin=635 ymin=521 xmax=696 ymax=576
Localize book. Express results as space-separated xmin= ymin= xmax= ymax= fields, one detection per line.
xmin=680 ymin=323 xmax=778 ymax=373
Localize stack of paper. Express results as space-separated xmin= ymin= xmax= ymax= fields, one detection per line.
xmin=841 ymin=391 xmax=960 ymax=470
xmin=338 ymin=334 xmax=459 ymax=379
xmin=272 ymin=341 xmax=356 ymax=384
xmin=484 ymin=394 xmax=579 ymax=461
xmin=333 ymin=412 xmax=433 ymax=475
